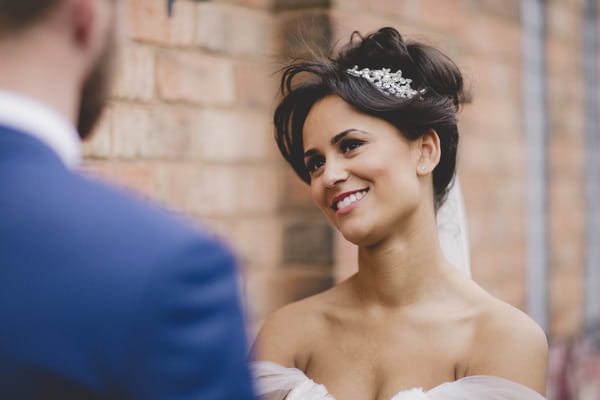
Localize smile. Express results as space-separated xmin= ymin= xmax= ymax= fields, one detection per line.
xmin=332 ymin=189 xmax=369 ymax=212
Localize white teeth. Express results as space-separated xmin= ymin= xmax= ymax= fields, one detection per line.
xmin=335 ymin=190 xmax=368 ymax=210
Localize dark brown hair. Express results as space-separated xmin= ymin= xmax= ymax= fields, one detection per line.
xmin=274 ymin=27 xmax=468 ymax=209
xmin=0 ymin=0 xmax=60 ymax=34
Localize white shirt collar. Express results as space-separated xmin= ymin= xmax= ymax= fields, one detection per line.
xmin=0 ymin=89 xmax=82 ymax=168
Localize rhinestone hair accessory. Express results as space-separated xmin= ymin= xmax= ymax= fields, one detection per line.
xmin=346 ymin=65 xmax=423 ymax=99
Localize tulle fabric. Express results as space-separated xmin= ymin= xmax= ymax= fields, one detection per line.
xmin=437 ymin=179 xmax=471 ymax=278
xmin=252 ymin=361 xmax=546 ymax=400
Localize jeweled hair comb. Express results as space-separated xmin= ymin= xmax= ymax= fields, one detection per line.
xmin=346 ymin=65 xmax=424 ymax=99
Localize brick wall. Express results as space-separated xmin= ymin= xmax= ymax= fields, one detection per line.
xmin=82 ymin=0 xmax=284 ymax=331
xmin=83 ymin=0 xmax=598 ymax=381
xmin=546 ymin=0 xmax=586 ymax=340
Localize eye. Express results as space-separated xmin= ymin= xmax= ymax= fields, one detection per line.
xmin=305 ymin=155 xmax=325 ymax=174
xmin=340 ymin=139 xmax=364 ymax=153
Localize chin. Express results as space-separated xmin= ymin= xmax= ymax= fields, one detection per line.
xmin=329 ymin=212 xmax=381 ymax=246
xmin=335 ymin=212 xmax=406 ymax=247
xmin=338 ymin=224 xmax=379 ymax=247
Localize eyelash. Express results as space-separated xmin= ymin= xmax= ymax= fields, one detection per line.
xmin=305 ymin=139 xmax=365 ymax=174
xmin=306 ymin=156 xmax=325 ymax=173
xmin=340 ymin=139 xmax=364 ymax=153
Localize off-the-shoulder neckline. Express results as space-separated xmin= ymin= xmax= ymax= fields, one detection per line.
xmin=251 ymin=360 xmax=546 ymax=400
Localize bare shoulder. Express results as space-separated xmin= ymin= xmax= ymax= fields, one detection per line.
xmin=468 ymin=295 xmax=548 ymax=395
xmin=251 ymin=290 xmax=333 ymax=369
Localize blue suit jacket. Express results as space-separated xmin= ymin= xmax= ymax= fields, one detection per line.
xmin=0 ymin=125 xmax=256 ymax=400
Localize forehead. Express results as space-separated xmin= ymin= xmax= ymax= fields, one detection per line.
xmin=302 ymin=95 xmax=398 ymax=149
xmin=303 ymin=96 xmax=364 ymax=142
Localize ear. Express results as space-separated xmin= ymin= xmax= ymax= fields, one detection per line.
xmin=416 ymin=129 xmax=441 ymax=176
xmin=71 ymin=0 xmax=97 ymax=50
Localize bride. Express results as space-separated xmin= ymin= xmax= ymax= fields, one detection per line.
xmin=252 ymin=27 xmax=548 ymax=399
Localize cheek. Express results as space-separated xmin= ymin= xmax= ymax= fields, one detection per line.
xmin=360 ymin=155 xmax=405 ymax=182
xmin=365 ymin=154 xmax=420 ymax=199
xmin=373 ymin=145 xmax=417 ymax=177
xmin=310 ymin=182 xmax=327 ymax=210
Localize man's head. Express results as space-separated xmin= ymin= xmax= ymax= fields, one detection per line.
xmin=0 ymin=0 xmax=124 ymax=139
xmin=0 ymin=1 xmax=61 ymax=35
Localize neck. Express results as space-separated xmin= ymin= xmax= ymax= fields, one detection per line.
xmin=352 ymin=204 xmax=454 ymax=309
xmin=0 ymin=34 xmax=80 ymax=126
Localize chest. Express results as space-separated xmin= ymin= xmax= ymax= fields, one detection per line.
xmin=302 ymin=317 xmax=473 ymax=400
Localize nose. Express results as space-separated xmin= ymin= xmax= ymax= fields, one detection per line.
xmin=321 ymin=158 xmax=348 ymax=187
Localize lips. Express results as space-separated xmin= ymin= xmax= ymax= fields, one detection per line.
xmin=331 ymin=188 xmax=369 ymax=211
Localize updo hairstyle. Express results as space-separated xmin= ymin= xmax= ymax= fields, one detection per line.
xmin=274 ymin=27 xmax=468 ymax=209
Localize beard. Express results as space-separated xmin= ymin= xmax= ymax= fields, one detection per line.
xmin=77 ymin=24 xmax=117 ymax=140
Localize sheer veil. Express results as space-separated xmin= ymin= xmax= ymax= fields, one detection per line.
xmin=436 ymin=178 xmax=471 ymax=277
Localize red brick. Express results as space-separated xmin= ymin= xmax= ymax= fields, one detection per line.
xmin=274 ymin=10 xmax=332 ymax=58
xmin=234 ymin=61 xmax=278 ymax=108
xmin=154 ymin=163 xmax=240 ymax=217
xmin=465 ymin=0 xmax=521 ymax=23
xmin=550 ymin=268 xmax=584 ymax=339
xmin=236 ymin=165 xmax=280 ymax=215
xmin=111 ymin=104 xmax=199 ymax=160
xmin=234 ymin=0 xmax=272 ymax=8
xmin=334 ymin=231 xmax=358 ymax=282
xmin=197 ymin=166 xmax=239 ymax=216
xmin=461 ymin=15 xmax=522 ymax=62
xmin=127 ymin=0 xmax=195 ymax=46
xmin=471 ymin=245 xmax=527 ymax=308
xmin=547 ymin=2 xmax=582 ymax=42
xmin=461 ymin=55 xmax=522 ymax=104
xmin=280 ymin=169 xmax=320 ymax=212
xmin=196 ymin=165 xmax=243 ymax=217
xmin=245 ymin=268 xmax=333 ymax=324
xmin=227 ymin=7 xmax=273 ymax=56
xmin=114 ymin=43 xmax=155 ymax=101
xmin=230 ymin=217 xmax=283 ymax=271
xmin=462 ymin=135 xmax=526 ymax=177
xmin=110 ymin=104 xmax=152 ymax=158
xmin=148 ymin=105 xmax=201 ymax=160
xmin=549 ymin=136 xmax=585 ymax=178
xmin=547 ymin=40 xmax=583 ymax=81
xmin=193 ymin=109 xmax=276 ymax=162
xmin=194 ymin=3 xmax=227 ymax=52
xmin=156 ymin=50 xmax=236 ymax=105
xmin=361 ymin=0 xmax=419 ymax=20
xmin=330 ymin=0 xmax=361 ymax=11
xmin=195 ymin=4 xmax=273 ymax=56
xmin=329 ymin=10 xmax=399 ymax=44
xmin=462 ymin=175 xmax=527 ymax=251
xmin=153 ymin=163 xmax=202 ymax=213
xmin=417 ymin=0 xmax=468 ymax=33
xmin=82 ymin=160 xmax=160 ymax=200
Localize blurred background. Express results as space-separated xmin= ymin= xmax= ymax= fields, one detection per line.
xmin=82 ymin=0 xmax=599 ymax=398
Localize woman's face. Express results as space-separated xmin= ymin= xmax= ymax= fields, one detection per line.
xmin=302 ymin=95 xmax=431 ymax=246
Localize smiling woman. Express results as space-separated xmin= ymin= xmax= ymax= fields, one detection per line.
xmin=301 ymin=95 xmax=439 ymax=246
xmin=274 ymin=27 xmax=466 ymax=210
xmin=252 ymin=27 xmax=549 ymax=400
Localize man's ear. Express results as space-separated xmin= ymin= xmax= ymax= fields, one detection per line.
xmin=71 ymin=0 xmax=96 ymax=50
xmin=416 ymin=129 xmax=441 ymax=176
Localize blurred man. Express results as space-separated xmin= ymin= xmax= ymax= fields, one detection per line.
xmin=0 ymin=1 xmax=256 ymax=398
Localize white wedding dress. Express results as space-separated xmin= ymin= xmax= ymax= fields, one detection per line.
xmin=251 ymin=361 xmax=546 ymax=400
xmin=252 ymin=182 xmax=546 ymax=400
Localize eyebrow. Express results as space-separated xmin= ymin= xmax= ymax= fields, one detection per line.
xmin=303 ymin=129 xmax=368 ymax=158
